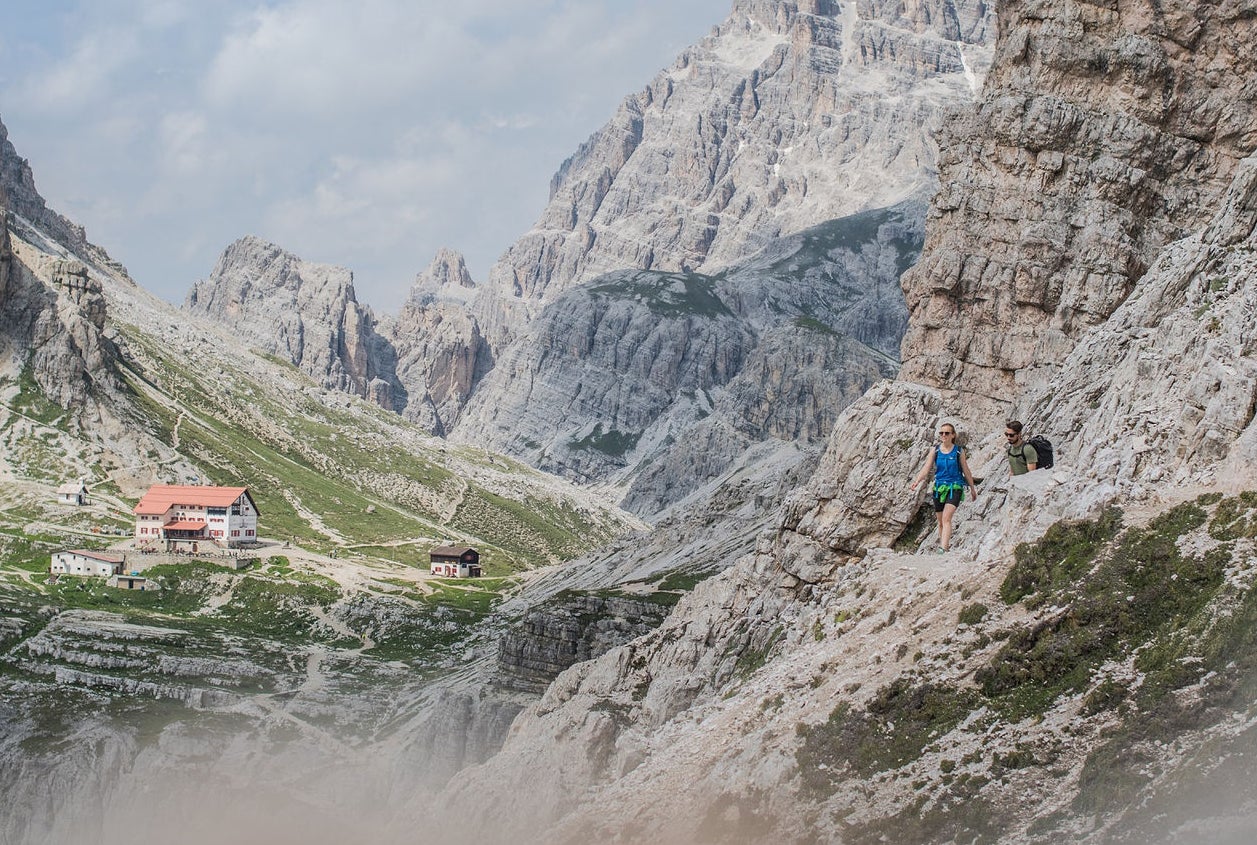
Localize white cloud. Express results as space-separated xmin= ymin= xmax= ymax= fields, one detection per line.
xmin=158 ymin=110 xmax=211 ymax=175
xmin=0 ymin=0 xmax=732 ymax=308
xmin=137 ymin=0 xmax=195 ymax=29
xmin=203 ymin=0 xmax=478 ymax=118
xmin=23 ymin=28 xmax=140 ymax=109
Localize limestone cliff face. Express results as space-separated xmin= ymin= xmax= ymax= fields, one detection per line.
xmin=496 ymin=593 xmax=671 ymax=694
xmin=899 ymin=0 xmax=1257 ymax=423
xmin=483 ymin=0 xmax=994 ymax=315
xmin=0 ymin=193 xmax=10 ymax=306
xmin=0 ymin=119 xmax=119 ymax=410
xmin=9 ymin=255 xmax=115 ymax=409
xmin=184 ymin=236 xmax=404 ymax=410
xmin=454 ymin=202 xmax=918 ymax=514
xmin=379 ymin=249 xmax=491 ymax=434
xmin=1033 ymin=148 xmax=1257 ymax=494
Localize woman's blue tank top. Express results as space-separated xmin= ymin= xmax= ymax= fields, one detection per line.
xmin=935 ymin=446 xmax=964 ymax=486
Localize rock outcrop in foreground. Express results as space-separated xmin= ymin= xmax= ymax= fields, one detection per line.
xmin=412 ymin=149 xmax=1257 ymax=845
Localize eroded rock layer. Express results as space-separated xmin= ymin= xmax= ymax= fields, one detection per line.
xmin=899 ymin=0 xmax=1257 ymax=422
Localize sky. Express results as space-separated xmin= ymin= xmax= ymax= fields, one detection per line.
xmin=0 ymin=0 xmax=731 ymax=310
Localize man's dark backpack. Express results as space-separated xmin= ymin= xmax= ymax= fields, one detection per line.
xmin=1027 ymin=435 xmax=1054 ymax=469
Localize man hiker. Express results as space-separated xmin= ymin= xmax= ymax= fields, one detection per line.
xmin=1005 ymin=420 xmax=1038 ymax=475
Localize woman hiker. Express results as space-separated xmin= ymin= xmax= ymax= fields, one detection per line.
xmin=910 ymin=422 xmax=978 ymax=552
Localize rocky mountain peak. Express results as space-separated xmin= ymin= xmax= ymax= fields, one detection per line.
xmin=0 ymin=119 xmax=135 ymax=284
xmin=726 ymin=0 xmax=835 ymax=31
xmin=191 ymin=235 xmax=357 ymax=306
xmin=184 ymin=235 xmax=398 ymax=407
xmin=482 ymin=0 xmax=995 ymax=312
xmin=0 ymin=117 xmax=123 ymax=409
xmin=435 ymin=248 xmax=474 ymax=287
xmin=409 ymin=247 xmax=476 ymax=303
xmin=0 ymin=121 xmax=88 ymax=258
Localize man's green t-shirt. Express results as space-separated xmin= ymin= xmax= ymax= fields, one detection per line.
xmin=1008 ymin=443 xmax=1039 ymax=475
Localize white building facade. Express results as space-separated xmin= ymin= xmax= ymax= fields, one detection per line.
xmin=56 ymin=483 xmax=88 ymax=505
xmin=133 ymin=485 xmax=260 ymax=550
xmin=51 ymin=550 xmax=125 ymax=577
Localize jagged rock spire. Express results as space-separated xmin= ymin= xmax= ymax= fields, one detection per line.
xmin=416 ymin=247 xmax=475 ymax=291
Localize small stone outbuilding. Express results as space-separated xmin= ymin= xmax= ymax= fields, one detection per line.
xmin=108 ymin=573 xmax=159 ymax=591
xmin=57 ymin=482 xmax=88 ymax=506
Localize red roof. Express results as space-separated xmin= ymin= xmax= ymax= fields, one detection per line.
xmin=163 ymin=520 xmax=207 ymax=531
xmin=134 ymin=485 xmax=251 ymax=515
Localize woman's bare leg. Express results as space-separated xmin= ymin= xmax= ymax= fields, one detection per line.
xmin=940 ymin=503 xmax=958 ymax=550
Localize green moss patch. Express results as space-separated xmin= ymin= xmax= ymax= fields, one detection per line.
xmin=568 ymin=423 xmax=642 ymax=459
xmin=797 ymin=678 xmax=978 ymax=788
xmin=980 ymin=501 xmax=1221 ymax=717
xmin=587 ymin=272 xmax=734 ymax=318
xmin=1074 ymin=558 xmax=1257 ymax=815
xmin=998 ymin=507 xmax=1124 ymax=606
xmin=6 ymin=362 xmax=68 ymax=427
xmin=799 ymin=494 xmax=1257 ymax=830
xmin=1207 ymin=490 xmax=1257 ymax=541
xmin=840 ymin=786 xmax=1003 ymax=845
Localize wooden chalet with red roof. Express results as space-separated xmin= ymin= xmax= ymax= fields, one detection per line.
xmin=429 ymin=545 xmax=482 ymax=578
xmin=134 ymin=485 xmax=259 ymax=551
